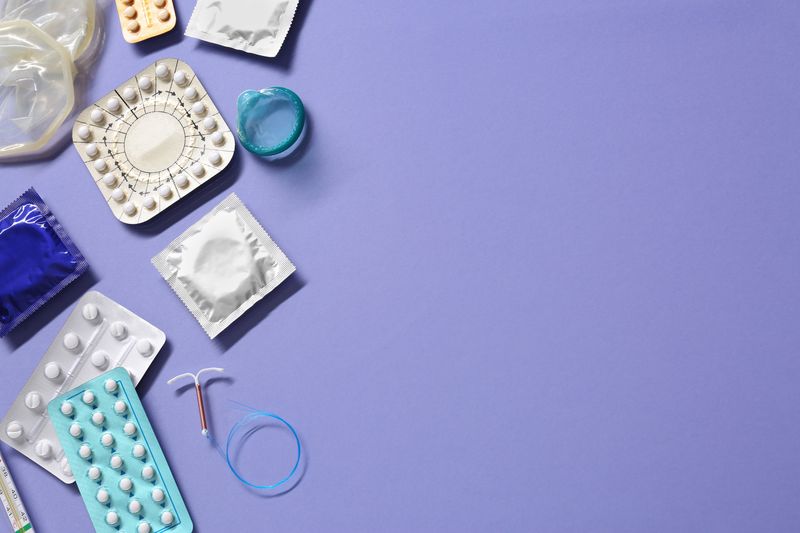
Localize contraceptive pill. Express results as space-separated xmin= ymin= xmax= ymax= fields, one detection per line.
xmin=72 ymin=59 xmax=234 ymax=224
xmin=49 ymin=368 xmax=193 ymax=532
xmin=0 ymin=292 xmax=166 ymax=483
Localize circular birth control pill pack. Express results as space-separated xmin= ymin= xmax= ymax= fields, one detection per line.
xmin=72 ymin=58 xmax=235 ymax=225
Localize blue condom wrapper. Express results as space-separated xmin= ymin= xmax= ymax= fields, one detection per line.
xmin=0 ymin=188 xmax=88 ymax=337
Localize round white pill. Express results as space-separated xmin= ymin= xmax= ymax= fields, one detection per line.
xmin=97 ymin=488 xmax=110 ymax=504
xmin=202 ymin=116 xmax=216 ymax=131
xmin=123 ymin=86 xmax=137 ymax=101
xmin=138 ymin=521 xmax=152 ymax=533
xmin=124 ymin=422 xmax=137 ymax=436
xmin=63 ymin=332 xmax=80 ymax=351
xmin=114 ymin=400 xmax=128 ymax=415
xmin=93 ymin=159 xmax=108 ymax=172
xmin=79 ymin=444 xmax=92 ymax=459
xmin=135 ymin=339 xmax=153 ymax=356
xmin=127 ymin=19 xmax=140 ymax=32
xmin=82 ymin=303 xmax=99 ymax=321
xmin=119 ymin=477 xmax=133 ymax=492
xmin=77 ymin=125 xmax=90 ymax=140
xmin=184 ymin=87 xmax=198 ymax=100
xmin=123 ymin=5 xmax=136 ymax=18
xmin=155 ymin=64 xmax=169 ymax=79
xmin=90 ymin=109 xmax=104 ymax=123
xmin=91 ymin=351 xmax=109 ymax=369
xmin=102 ymin=173 xmax=117 ymax=187
xmin=174 ymin=70 xmax=188 ymax=86
xmin=106 ymin=98 xmax=121 ymax=112
xmin=25 ymin=391 xmax=42 ymax=411
xmin=189 ymin=162 xmax=204 ymax=177
xmin=92 ymin=411 xmax=105 ymax=426
xmin=88 ymin=466 xmax=101 ymax=481
xmin=142 ymin=465 xmax=155 ymax=480
xmin=111 ymin=188 xmax=125 ymax=203
xmin=129 ymin=499 xmax=143 ymax=514
xmin=44 ymin=362 xmax=62 ymax=380
xmin=110 ymin=321 xmax=128 ymax=339
xmin=143 ymin=195 xmax=157 ymax=210
xmin=85 ymin=143 xmax=99 ymax=158
xmin=158 ymin=8 xmax=169 ymax=20
xmin=61 ymin=458 xmax=73 ymax=477
xmin=161 ymin=510 xmax=174 ymax=524
xmin=61 ymin=401 xmax=74 ymax=416
xmin=123 ymin=201 xmax=137 ymax=216
xmin=191 ymin=101 xmax=206 ymax=115
xmin=106 ymin=511 xmax=119 ymax=526
xmin=211 ymin=131 xmax=224 ymax=146
xmin=154 ymin=0 xmax=166 ymax=7
xmin=105 ymin=379 xmax=118 ymax=394
xmin=175 ymin=173 xmax=189 ymax=188
xmin=69 ymin=423 xmax=82 ymax=438
xmin=83 ymin=391 xmax=95 ymax=405
xmin=101 ymin=433 xmax=114 ymax=447
xmin=110 ymin=455 xmax=123 ymax=469
xmin=138 ymin=76 xmax=152 ymax=91
xmin=6 ymin=421 xmax=22 ymax=440
xmin=132 ymin=444 xmax=146 ymax=459
xmin=35 ymin=440 xmax=52 ymax=459
xmin=152 ymin=488 xmax=165 ymax=503
xmin=157 ymin=184 xmax=172 ymax=198
xmin=207 ymin=150 xmax=222 ymax=165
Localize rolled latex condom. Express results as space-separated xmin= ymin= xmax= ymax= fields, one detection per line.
xmin=236 ymin=87 xmax=305 ymax=159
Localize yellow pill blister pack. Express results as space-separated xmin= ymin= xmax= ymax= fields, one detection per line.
xmin=71 ymin=59 xmax=235 ymax=224
xmin=115 ymin=0 xmax=176 ymax=43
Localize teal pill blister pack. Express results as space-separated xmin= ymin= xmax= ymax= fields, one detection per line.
xmin=48 ymin=368 xmax=192 ymax=533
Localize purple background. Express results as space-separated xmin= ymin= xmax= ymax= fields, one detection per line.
xmin=2 ymin=0 xmax=800 ymax=531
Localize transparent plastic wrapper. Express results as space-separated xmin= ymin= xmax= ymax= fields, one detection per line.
xmin=2 ymin=0 xmax=96 ymax=60
xmin=185 ymin=0 xmax=299 ymax=58
xmin=152 ymin=193 xmax=296 ymax=339
xmin=0 ymin=20 xmax=75 ymax=159
xmin=0 ymin=0 xmax=103 ymax=161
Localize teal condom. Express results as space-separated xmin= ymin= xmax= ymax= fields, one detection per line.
xmin=236 ymin=87 xmax=305 ymax=157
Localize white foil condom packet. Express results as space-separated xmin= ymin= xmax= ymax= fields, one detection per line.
xmin=152 ymin=193 xmax=296 ymax=339
xmin=184 ymin=0 xmax=299 ymax=58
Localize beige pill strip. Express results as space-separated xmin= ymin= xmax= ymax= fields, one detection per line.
xmin=115 ymin=0 xmax=176 ymax=43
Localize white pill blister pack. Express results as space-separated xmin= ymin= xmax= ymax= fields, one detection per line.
xmin=0 ymin=291 xmax=166 ymax=483
xmin=71 ymin=58 xmax=235 ymax=225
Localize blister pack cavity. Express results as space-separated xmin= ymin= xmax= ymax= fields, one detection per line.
xmin=0 ymin=291 xmax=165 ymax=483
xmin=48 ymin=368 xmax=193 ymax=533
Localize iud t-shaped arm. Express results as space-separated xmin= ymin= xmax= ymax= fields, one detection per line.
xmin=167 ymin=368 xmax=224 ymax=436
